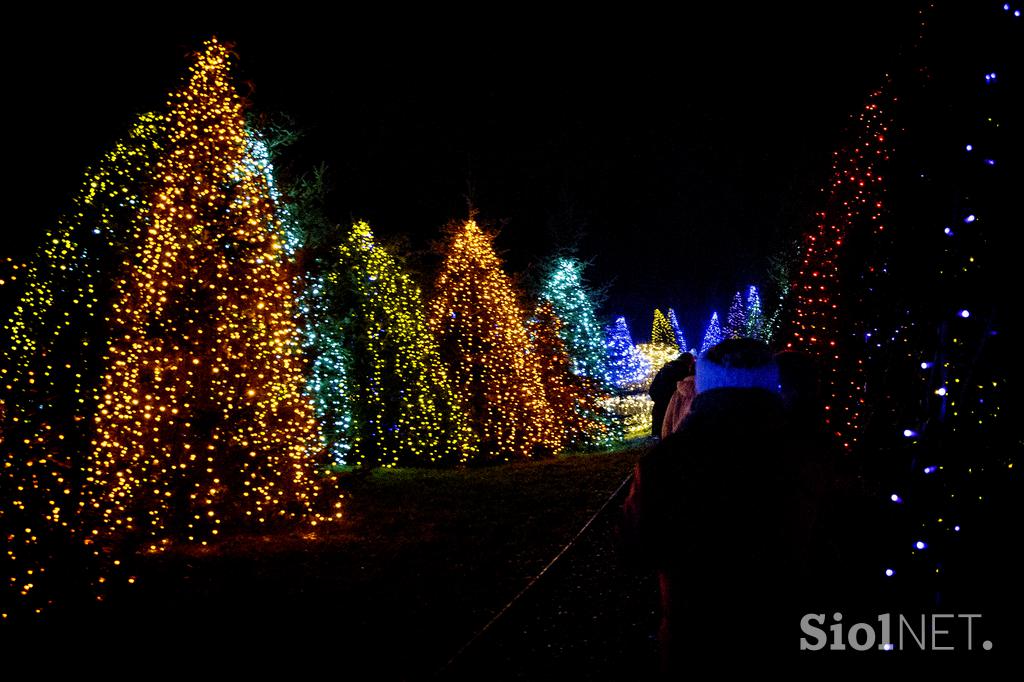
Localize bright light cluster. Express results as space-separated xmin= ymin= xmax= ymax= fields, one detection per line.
xmin=429 ymin=220 xmax=560 ymax=460
xmin=700 ymin=311 xmax=723 ymax=354
xmin=605 ymin=316 xmax=651 ymax=391
xmin=86 ymin=40 xmax=340 ymax=551
xmin=539 ymin=257 xmax=612 ymax=386
xmin=786 ymin=87 xmax=893 ymax=450
xmin=634 ymin=343 xmax=681 ymax=389
xmin=650 ymin=309 xmax=676 ymax=347
xmin=334 ymin=221 xmax=472 ymax=467
xmin=666 ymin=308 xmax=689 ymax=352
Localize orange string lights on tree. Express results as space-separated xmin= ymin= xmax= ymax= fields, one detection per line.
xmin=86 ymin=39 xmax=339 ymax=551
xmin=429 ymin=220 xmax=560 ymax=461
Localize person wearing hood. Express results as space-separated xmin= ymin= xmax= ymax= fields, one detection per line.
xmin=648 ymin=352 xmax=696 ymax=438
xmin=621 ymin=338 xmax=817 ymax=670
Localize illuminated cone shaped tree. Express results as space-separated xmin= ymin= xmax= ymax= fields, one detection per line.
xmin=700 ymin=311 xmax=723 ymax=354
xmin=429 ymin=220 xmax=559 ymax=461
xmin=725 ymin=291 xmax=746 ymax=339
xmin=87 ymin=40 xmax=337 ymax=549
xmin=650 ymin=308 xmax=676 ymax=347
xmin=528 ymin=301 xmax=615 ymax=449
xmin=1 ymin=113 xmax=165 ymax=618
xmin=2 ymin=113 xmax=164 ymax=461
xmin=331 ymin=221 xmax=470 ymax=467
xmin=537 ymin=256 xmax=611 ymax=387
xmin=667 ymin=308 xmax=688 ymax=352
xmin=785 ymin=86 xmax=893 ymax=450
xmin=606 ymin=316 xmax=650 ymax=392
xmin=744 ymin=285 xmax=767 ymax=342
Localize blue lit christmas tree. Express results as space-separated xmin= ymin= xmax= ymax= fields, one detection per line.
xmin=667 ymin=308 xmax=688 ymax=351
xmin=606 ymin=316 xmax=650 ymax=391
xmin=699 ymin=312 xmax=723 ymax=354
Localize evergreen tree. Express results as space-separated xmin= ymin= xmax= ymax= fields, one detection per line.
xmin=606 ymin=316 xmax=650 ymax=391
xmin=538 ymin=256 xmax=611 ymax=386
xmin=429 ymin=220 xmax=559 ymax=460
xmin=2 ymin=113 xmax=164 ymax=463
xmin=527 ymin=302 xmax=615 ymax=449
xmin=667 ymin=308 xmax=688 ymax=351
xmin=725 ymin=291 xmax=746 ymax=339
xmin=332 ymin=221 xmax=471 ymax=467
xmin=745 ymin=285 xmax=767 ymax=341
xmin=651 ymin=308 xmax=676 ymax=347
xmin=784 ymin=83 xmax=893 ymax=450
xmin=87 ymin=39 xmax=338 ymax=548
xmin=700 ymin=312 xmax=724 ymax=354
xmin=1 ymin=113 xmax=165 ymax=618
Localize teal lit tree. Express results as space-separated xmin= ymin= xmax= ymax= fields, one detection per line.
xmin=745 ymin=286 xmax=767 ymax=341
xmin=538 ymin=256 xmax=611 ymax=386
xmin=265 ymin=161 xmax=354 ymax=464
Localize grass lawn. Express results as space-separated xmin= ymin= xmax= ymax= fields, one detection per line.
xmin=22 ymin=442 xmax=649 ymax=676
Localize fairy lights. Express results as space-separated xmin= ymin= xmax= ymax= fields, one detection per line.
xmin=785 ymin=85 xmax=893 ymax=450
xmin=86 ymin=40 xmax=339 ymax=550
xmin=699 ymin=311 xmax=723 ymax=354
xmin=650 ymin=309 xmax=676 ymax=347
xmin=725 ymin=291 xmax=746 ymax=339
xmin=333 ymin=221 xmax=471 ymax=467
xmin=428 ymin=220 xmax=559 ymax=460
xmin=538 ymin=257 xmax=613 ymax=386
xmin=528 ymin=302 xmax=616 ymax=449
xmin=605 ymin=316 xmax=650 ymax=391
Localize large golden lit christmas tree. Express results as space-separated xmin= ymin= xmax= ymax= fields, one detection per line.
xmin=86 ymin=39 xmax=338 ymax=550
xmin=429 ymin=220 xmax=559 ymax=460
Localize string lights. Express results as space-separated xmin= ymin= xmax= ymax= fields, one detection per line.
xmin=528 ymin=302 xmax=615 ymax=449
xmin=428 ymin=220 xmax=560 ymax=460
xmin=785 ymin=85 xmax=893 ymax=450
xmin=86 ymin=39 xmax=340 ymax=552
xmin=332 ymin=221 xmax=472 ymax=467
xmin=650 ymin=309 xmax=676 ymax=347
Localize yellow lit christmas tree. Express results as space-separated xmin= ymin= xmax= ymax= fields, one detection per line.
xmin=86 ymin=39 xmax=338 ymax=550
xmin=429 ymin=220 xmax=559 ymax=460
xmin=333 ymin=220 xmax=472 ymax=467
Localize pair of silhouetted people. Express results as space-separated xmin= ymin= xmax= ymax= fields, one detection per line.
xmin=648 ymin=353 xmax=696 ymax=438
xmin=623 ymin=339 xmax=831 ymax=672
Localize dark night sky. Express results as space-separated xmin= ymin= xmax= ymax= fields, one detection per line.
xmin=8 ymin=5 xmax=919 ymax=339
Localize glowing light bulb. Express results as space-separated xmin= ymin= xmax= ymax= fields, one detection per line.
xmin=924 ymin=465 xmax=937 ymax=474
xmin=959 ymin=309 xmax=970 ymax=318
xmin=885 ymin=568 xmax=894 ymax=577
xmin=890 ymin=494 xmax=903 ymax=503
xmin=936 ymin=387 xmax=947 ymax=396
xmin=915 ymin=541 xmax=927 ymax=550
xmin=903 ymin=429 xmax=917 ymax=438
